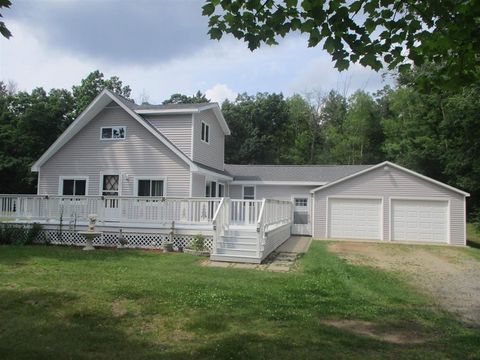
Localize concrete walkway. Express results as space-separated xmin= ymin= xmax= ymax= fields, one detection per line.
xmin=203 ymin=236 xmax=313 ymax=272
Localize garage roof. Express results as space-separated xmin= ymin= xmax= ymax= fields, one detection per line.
xmin=309 ymin=161 xmax=470 ymax=196
xmin=225 ymin=164 xmax=373 ymax=185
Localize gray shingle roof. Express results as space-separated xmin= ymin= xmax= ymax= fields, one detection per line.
xmin=224 ymin=164 xmax=374 ymax=183
xmin=108 ymin=91 xmax=215 ymax=111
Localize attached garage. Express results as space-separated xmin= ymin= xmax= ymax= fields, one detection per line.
xmin=312 ymin=162 xmax=469 ymax=245
xmin=391 ymin=199 xmax=448 ymax=243
xmin=328 ymin=198 xmax=382 ymax=240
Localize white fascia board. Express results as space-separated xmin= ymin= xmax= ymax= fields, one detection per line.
xmin=231 ymin=181 xmax=327 ymax=186
xmin=310 ymin=161 xmax=470 ymax=197
xmin=135 ymin=108 xmax=200 ymax=115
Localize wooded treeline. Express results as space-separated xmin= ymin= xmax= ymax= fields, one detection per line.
xmin=0 ymin=68 xmax=478 ymax=212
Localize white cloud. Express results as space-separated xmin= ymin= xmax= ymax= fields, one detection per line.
xmin=205 ymin=83 xmax=237 ymax=103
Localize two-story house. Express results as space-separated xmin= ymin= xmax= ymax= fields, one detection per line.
xmin=2 ymin=89 xmax=467 ymax=263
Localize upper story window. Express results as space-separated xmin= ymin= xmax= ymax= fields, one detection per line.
xmin=101 ymin=126 xmax=126 ymax=140
xmin=201 ymin=122 xmax=209 ymax=143
xmin=243 ymin=186 xmax=255 ymax=200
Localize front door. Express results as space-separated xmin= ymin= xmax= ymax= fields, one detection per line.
xmin=292 ymin=196 xmax=311 ymax=235
xmin=102 ymin=174 xmax=120 ymax=220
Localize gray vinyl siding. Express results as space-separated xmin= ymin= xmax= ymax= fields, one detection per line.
xmin=191 ymin=173 xmax=206 ymax=197
xmin=313 ymin=166 xmax=466 ymax=245
xmin=192 ymin=109 xmax=224 ymax=170
xmin=144 ymin=114 xmax=192 ymax=157
xmin=228 ymin=185 xmax=242 ymax=199
xmin=38 ymin=103 xmax=190 ymax=197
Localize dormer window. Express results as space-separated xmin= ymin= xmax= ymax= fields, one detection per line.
xmin=201 ymin=122 xmax=209 ymax=143
xmin=101 ymin=126 xmax=126 ymax=140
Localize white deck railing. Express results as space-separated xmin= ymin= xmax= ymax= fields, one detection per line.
xmin=0 ymin=195 xmax=221 ymax=224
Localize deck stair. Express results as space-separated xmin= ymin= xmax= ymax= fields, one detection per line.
xmin=210 ymin=226 xmax=262 ymax=263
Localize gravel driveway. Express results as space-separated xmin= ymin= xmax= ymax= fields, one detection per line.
xmin=328 ymin=241 xmax=480 ymax=327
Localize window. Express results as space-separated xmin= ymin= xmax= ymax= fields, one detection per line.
xmin=205 ymin=181 xmax=216 ymax=197
xmin=295 ymin=198 xmax=308 ymax=207
xmin=243 ymin=186 xmax=255 ymax=200
xmin=102 ymin=175 xmax=119 ymax=196
xmin=101 ymin=126 xmax=126 ymax=140
xmin=137 ymin=179 xmax=164 ymax=197
xmin=218 ymin=183 xmax=225 ymax=197
xmin=61 ymin=178 xmax=86 ymax=196
xmin=201 ymin=122 xmax=209 ymax=143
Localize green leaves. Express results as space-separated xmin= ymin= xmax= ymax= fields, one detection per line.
xmin=202 ymin=0 xmax=480 ymax=87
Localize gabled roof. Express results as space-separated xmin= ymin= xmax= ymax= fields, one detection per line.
xmin=31 ymin=89 xmax=196 ymax=171
xmin=109 ymin=92 xmax=231 ymax=135
xmin=309 ymin=161 xmax=470 ymax=196
xmin=225 ymin=164 xmax=373 ymax=185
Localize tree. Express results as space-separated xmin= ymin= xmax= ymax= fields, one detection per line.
xmin=72 ymin=70 xmax=131 ymax=118
xmin=163 ymin=91 xmax=210 ymax=104
xmin=203 ymin=0 xmax=480 ymax=87
xmin=0 ymin=85 xmax=74 ymax=193
xmin=0 ymin=0 xmax=12 ymax=39
xmin=223 ymin=92 xmax=290 ymax=164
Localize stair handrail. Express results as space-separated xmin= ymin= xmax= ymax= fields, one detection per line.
xmin=212 ymin=197 xmax=226 ymax=256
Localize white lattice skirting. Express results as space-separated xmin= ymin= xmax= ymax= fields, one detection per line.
xmin=41 ymin=230 xmax=213 ymax=251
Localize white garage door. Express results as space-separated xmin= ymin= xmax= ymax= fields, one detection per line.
xmin=391 ymin=199 xmax=448 ymax=243
xmin=328 ymin=198 xmax=382 ymax=240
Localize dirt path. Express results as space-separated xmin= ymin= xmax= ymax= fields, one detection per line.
xmin=328 ymin=241 xmax=480 ymax=327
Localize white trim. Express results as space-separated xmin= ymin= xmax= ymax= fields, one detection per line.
xmin=231 ymin=180 xmax=327 ymax=186
xmin=326 ymin=196 xmax=384 ymax=240
xmin=133 ymin=176 xmax=167 ymax=197
xmin=291 ymin=194 xmax=312 ymax=236
xmin=190 ymin=113 xmax=194 ymax=158
xmin=99 ymin=172 xmax=122 ymax=196
xmin=311 ymin=193 xmax=315 ymax=237
xmin=58 ymin=176 xmax=89 ymax=196
xmin=389 ymin=197 xmax=450 ymax=244
xmin=100 ymin=126 xmax=127 ymax=141
xmin=37 ymin=168 xmax=41 ymax=195
xmin=189 ymin=172 xmax=193 ymax=198
xmin=242 ymin=185 xmax=256 ymax=200
xmin=310 ymin=161 xmax=470 ymax=197
xmin=201 ymin=121 xmax=210 ymax=144
xmin=31 ymin=89 xmax=196 ymax=172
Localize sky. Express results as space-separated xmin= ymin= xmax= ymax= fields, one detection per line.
xmin=0 ymin=0 xmax=392 ymax=104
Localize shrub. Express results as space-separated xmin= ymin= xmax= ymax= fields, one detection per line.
xmin=0 ymin=223 xmax=44 ymax=245
xmin=25 ymin=223 xmax=44 ymax=245
xmin=187 ymin=234 xmax=206 ymax=251
xmin=0 ymin=223 xmax=19 ymax=245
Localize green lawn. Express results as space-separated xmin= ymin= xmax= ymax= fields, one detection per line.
xmin=0 ymin=243 xmax=479 ymax=359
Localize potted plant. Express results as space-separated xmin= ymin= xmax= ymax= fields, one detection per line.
xmin=184 ymin=234 xmax=209 ymax=256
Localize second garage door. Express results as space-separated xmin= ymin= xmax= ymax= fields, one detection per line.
xmin=391 ymin=199 xmax=448 ymax=243
xmin=328 ymin=198 xmax=382 ymax=240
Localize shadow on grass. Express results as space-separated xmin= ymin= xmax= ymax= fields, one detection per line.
xmin=467 ymin=240 xmax=480 ymax=250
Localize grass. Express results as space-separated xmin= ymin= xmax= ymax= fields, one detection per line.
xmin=0 ymin=243 xmax=479 ymax=359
